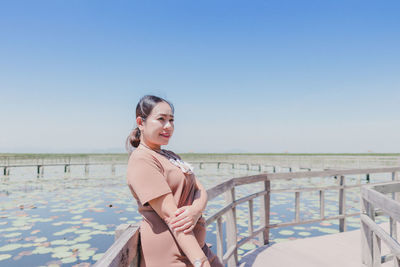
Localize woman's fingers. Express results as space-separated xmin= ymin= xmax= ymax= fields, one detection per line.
xmin=170 ymin=209 xmax=188 ymax=224
xmin=183 ymin=225 xmax=195 ymax=234
xmin=174 ymin=221 xmax=193 ymax=232
xmin=174 ymin=207 xmax=185 ymax=216
xmin=171 ymin=216 xmax=193 ymax=228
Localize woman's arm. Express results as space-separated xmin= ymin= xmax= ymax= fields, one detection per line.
xmin=148 ymin=193 xmax=210 ymax=267
xmin=191 ymin=178 xmax=208 ymax=214
xmin=170 ymin=178 xmax=208 ymax=233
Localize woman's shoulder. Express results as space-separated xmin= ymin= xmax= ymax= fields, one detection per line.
xmin=128 ymin=146 xmax=162 ymax=166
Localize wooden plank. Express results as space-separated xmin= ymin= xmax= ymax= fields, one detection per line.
xmin=361 ymin=214 xmax=400 ymax=260
xmin=362 ymin=186 xmax=400 ymax=223
xmin=205 ymin=202 xmax=236 ymax=226
xmin=237 ymin=226 xmax=266 ymax=248
xmin=223 ymin=244 xmax=237 ymax=265
xmin=224 ymin=188 xmax=238 ymax=267
xmin=259 ymin=180 xmax=271 ymax=245
xmin=234 ymin=190 xmax=268 ymax=207
xmin=373 ymin=183 xmax=400 ymax=194
xmin=320 ymin=190 xmax=325 ymax=219
xmin=391 ymin=172 xmax=399 ymax=240
xmin=206 ymin=179 xmax=234 ymax=200
xmin=249 ymin=199 xmax=254 ymax=236
xmin=239 ymin=224 xmax=394 ymax=267
xmin=94 ymin=224 xmax=140 ymax=267
xmin=373 ymin=233 xmax=382 ymax=267
xmin=233 ymin=174 xmax=268 ymax=186
xmin=339 ymin=176 xmax=346 ymax=232
xmin=266 ymin=167 xmax=400 ymax=181
xmin=295 ymin=192 xmax=300 ymax=222
xmin=216 ymin=217 xmax=224 ymax=262
xmin=361 ymin=198 xmax=373 ymax=266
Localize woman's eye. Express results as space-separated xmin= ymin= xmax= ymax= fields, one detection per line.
xmin=158 ymin=117 xmax=165 ymax=121
xmin=170 ymin=119 xmax=174 ymax=122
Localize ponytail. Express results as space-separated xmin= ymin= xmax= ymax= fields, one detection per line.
xmin=125 ymin=127 xmax=141 ymax=153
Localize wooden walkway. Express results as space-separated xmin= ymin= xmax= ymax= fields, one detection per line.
xmin=238 ymin=223 xmax=395 ymax=267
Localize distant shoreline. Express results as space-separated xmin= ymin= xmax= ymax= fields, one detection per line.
xmin=1 ymin=152 xmax=400 ymax=157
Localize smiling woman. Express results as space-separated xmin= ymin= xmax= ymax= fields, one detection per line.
xmin=125 ymin=95 xmax=223 ymax=267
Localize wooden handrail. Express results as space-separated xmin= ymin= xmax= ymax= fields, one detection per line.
xmin=93 ymin=224 xmax=140 ymax=267
xmin=361 ymin=180 xmax=400 ymax=266
xmin=96 ymin=167 xmax=400 ymax=267
xmin=205 ymin=167 xmax=400 ymax=266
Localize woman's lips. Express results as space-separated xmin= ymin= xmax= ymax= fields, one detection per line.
xmin=160 ymin=133 xmax=171 ymax=138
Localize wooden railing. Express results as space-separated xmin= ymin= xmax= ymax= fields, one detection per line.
xmin=95 ymin=167 xmax=400 ymax=267
xmin=93 ymin=223 xmax=140 ymax=267
xmin=0 ymin=161 xmax=273 ymax=178
xmin=361 ymin=179 xmax=400 ymax=266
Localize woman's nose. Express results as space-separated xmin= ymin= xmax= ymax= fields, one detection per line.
xmin=164 ymin=121 xmax=173 ymax=129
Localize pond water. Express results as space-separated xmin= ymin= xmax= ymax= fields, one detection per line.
xmin=0 ymin=162 xmax=392 ymax=267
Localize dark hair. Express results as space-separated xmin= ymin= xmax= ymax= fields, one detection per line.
xmin=126 ymin=95 xmax=174 ymax=153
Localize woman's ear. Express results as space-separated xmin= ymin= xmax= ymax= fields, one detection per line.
xmin=136 ymin=117 xmax=144 ymax=131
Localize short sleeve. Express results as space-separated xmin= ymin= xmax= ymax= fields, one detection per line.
xmin=127 ymin=155 xmax=172 ymax=206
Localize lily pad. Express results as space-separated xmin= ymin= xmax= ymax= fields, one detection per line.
xmin=0 ymin=244 xmax=22 ymax=252
xmin=0 ymin=254 xmax=12 ymax=261
xmin=4 ymin=232 xmax=21 ymax=238
xmin=298 ymin=231 xmax=311 ymax=236
xmin=51 ymin=251 xmax=73 ymax=258
xmin=279 ymin=230 xmax=294 ymax=236
xmin=61 ymin=256 xmax=77 ymax=264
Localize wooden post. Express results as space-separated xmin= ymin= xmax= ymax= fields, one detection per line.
xmin=339 ymin=175 xmax=347 ymax=232
xmin=258 ymin=165 xmax=261 ymax=171
xmin=289 ymin=167 xmax=292 ymax=172
xmin=273 ymin=166 xmax=276 ymax=173
xmin=366 ymin=173 xmax=370 ymax=183
xmin=259 ymin=180 xmax=270 ymax=245
xmin=361 ymin=197 xmax=374 ymax=266
xmin=199 ymin=163 xmax=203 ymax=169
xmin=216 ymin=217 xmax=224 ymax=263
xmin=394 ymin=256 xmax=400 ymax=267
xmin=84 ymin=164 xmax=89 ymax=175
xmin=372 ymin=233 xmax=382 ymax=267
xmin=295 ymin=191 xmax=300 ymax=222
xmin=390 ymin=171 xmax=399 ymax=239
xmin=64 ymin=165 xmax=70 ymax=173
xmin=319 ymin=190 xmax=325 ymax=219
xmin=217 ymin=162 xmax=221 ymax=169
xmin=114 ymin=224 xmax=139 ymax=267
xmin=111 ymin=164 xmax=116 ymax=175
xmin=248 ymin=199 xmax=254 ymax=237
xmin=224 ymin=187 xmax=238 ymax=267
xmin=37 ymin=165 xmax=44 ymax=177
xmin=231 ymin=163 xmax=234 ymax=169
xmin=4 ymin=167 xmax=9 ymax=176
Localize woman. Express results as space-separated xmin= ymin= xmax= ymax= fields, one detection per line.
xmin=126 ymin=95 xmax=223 ymax=267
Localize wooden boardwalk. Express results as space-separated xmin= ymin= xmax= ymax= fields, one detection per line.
xmin=238 ymin=223 xmax=395 ymax=267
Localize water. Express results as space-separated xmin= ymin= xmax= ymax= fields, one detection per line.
xmin=0 ymin=162 xmax=392 ymax=266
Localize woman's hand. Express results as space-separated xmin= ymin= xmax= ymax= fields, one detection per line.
xmin=169 ymin=205 xmax=202 ymax=234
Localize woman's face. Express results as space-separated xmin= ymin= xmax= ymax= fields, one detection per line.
xmin=137 ymin=101 xmax=174 ymax=150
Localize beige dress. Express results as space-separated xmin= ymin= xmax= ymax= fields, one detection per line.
xmin=127 ymin=144 xmax=223 ymax=267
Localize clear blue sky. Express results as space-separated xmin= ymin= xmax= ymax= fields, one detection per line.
xmin=1 ymin=0 xmax=399 ymax=153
